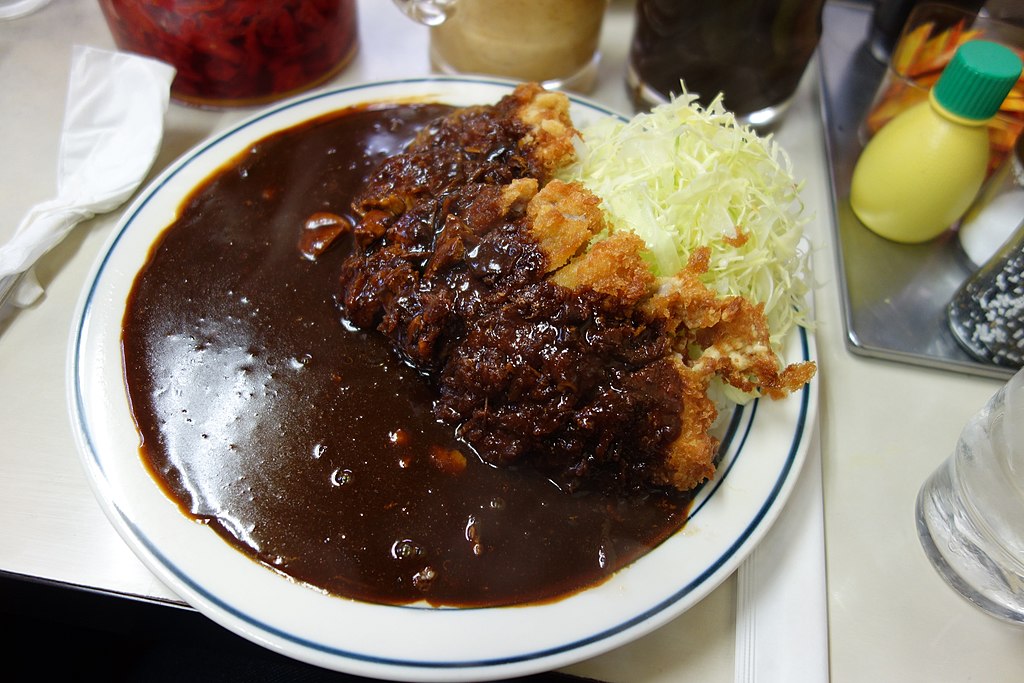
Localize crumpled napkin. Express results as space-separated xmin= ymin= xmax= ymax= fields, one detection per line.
xmin=0 ymin=45 xmax=174 ymax=307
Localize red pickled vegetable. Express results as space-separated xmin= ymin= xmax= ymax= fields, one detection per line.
xmin=98 ymin=0 xmax=358 ymax=107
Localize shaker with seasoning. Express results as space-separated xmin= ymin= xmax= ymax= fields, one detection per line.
xmin=948 ymin=216 xmax=1024 ymax=369
xmin=958 ymin=132 xmax=1024 ymax=267
xmin=850 ymin=40 xmax=1022 ymax=243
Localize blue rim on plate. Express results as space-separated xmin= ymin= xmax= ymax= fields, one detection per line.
xmin=68 ymin=77 xmax=817 ymax=681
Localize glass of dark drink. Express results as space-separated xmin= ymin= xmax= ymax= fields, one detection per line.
xmin=627 ymin=0 xmax=824 ymax=128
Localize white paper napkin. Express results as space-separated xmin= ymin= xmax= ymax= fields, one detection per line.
xmin=735 ymin=426 xmax=829 ymax=683
xmin=0 ymin=45 xmax=174 ymax=307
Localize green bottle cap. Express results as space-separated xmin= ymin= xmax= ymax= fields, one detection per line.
xmin=933 ymin=40 xmax=1022 ymax=121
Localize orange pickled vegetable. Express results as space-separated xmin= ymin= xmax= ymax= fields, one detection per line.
xmin=866 ymin=18 xmax=1024 ymax=177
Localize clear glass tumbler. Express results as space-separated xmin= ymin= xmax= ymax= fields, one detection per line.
xmin=916 ymin=367 xmax=1024 ymax=625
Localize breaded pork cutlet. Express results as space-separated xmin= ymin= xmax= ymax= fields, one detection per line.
xmin=334 ymin=84 xmax=814 ymax=494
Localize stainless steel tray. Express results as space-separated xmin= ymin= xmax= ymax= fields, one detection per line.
xmin=818 ymin=1 xmax=1016 ymax=380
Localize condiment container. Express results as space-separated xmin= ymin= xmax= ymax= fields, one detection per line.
xmin=948 ymin=215 xmax=1024 ymax=369
xmin=860 ymin=2 xmax=1024 ymax=180
xmin=850 ymin=40 xmax=1022 ymax=243
xmin=97 ymin=0 xmax=358 ymax=108
xmin=958 ymin=131 xmax=1024 ymax=267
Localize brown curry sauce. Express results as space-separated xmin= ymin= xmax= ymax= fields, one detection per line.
xmin=121 ymin=104 xmax=697 ymax=607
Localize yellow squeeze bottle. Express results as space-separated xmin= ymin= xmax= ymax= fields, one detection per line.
xmin=850 ymin=40 xmax=1022 ymax=244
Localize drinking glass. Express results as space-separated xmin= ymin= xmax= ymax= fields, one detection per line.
xmin=916 ymin=367 xmax=1024 ymax=625
xmin=626 ymin=0 xmax=824 ymax=128
xmin=392 ymin=0 xmax=608 ymax=93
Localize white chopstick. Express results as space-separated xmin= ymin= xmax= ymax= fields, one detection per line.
xmin=735 ymin=426 xmax=829 ymax=683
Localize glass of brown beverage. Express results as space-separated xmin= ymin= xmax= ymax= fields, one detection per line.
xmin=627 ymin=0 xmax=824 ymax=128
xmin=393 ymin=0 xmax=607 ymax=94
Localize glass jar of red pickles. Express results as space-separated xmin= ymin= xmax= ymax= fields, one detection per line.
xmin=98 ymin=0 xmax=358 ymax=108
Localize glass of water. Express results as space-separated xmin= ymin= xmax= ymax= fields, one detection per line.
xmin=916 ymin=367 xmax=1024 ymax=625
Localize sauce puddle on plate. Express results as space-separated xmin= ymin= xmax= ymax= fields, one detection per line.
xmin=121 ymin=103 xmax=694 ymax=607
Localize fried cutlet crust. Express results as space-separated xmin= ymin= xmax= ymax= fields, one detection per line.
xmin=335 ymin=84 xmax=814 ymax=493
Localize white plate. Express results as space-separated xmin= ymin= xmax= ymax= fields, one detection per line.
xmin=68 ymin=77 xmax=818 ymax=682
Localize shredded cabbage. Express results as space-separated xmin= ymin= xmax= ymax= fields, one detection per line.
xmin=559 ymin=92 xmax=812 ymax=348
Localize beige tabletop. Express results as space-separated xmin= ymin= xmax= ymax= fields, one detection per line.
xmin=1 ymin=1 xmax=1022 ymax=681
